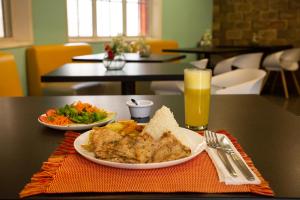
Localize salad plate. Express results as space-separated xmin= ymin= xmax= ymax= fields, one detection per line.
xmin=74 ymin=127 xmax=206 ymax=169
xmin=38 ymin=101 xmax=116 ymax=131
xmin=38 ymin=112 xmax=116 ymax=131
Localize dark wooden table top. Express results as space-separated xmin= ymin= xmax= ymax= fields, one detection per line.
xmin=0 ymin=95 xmax=299 ymax=199
xmin=72 ymin=53 xmax=186 ymax=63
xmin=163 ymin=46 xmax=252 ymax=54
xmin=217 ymin=45 xmax=293 ymax=50
xmin=163 ymin=45 xmax=293 ymax=55
xmin=41 ymin=62 xmax=194 ymax=82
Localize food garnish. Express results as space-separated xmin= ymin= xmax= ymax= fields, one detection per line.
xmin=39 ymin=101 xmax=108 ymax=125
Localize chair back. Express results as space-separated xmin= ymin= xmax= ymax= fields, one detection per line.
xmin=26 ymin=43 xmax=92 ymax=96
xmin=214 ymin=53 xmax=263 ymax=75
xmin=262 ymin=51 xmax=283 ymax=71
xmin=212 ymin=69 xmax=266 ymax=95
xmin=232 ymin=52 xmax=263 ymax=69
xmin=0 ymin=52 xmax=23 ymax=96
xmin=190 ymin=58 xmax=208 ymax=69
xmin=146 ymin=39 xmax=179 ymax=55
xmin=213 ymin=56 xmax=236 ymax=75
xmin=280 ymin=48 xmax=300 ymax=71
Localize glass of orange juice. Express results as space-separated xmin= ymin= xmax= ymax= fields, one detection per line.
xmin=184 ymin=68 xmax=211 ymax=131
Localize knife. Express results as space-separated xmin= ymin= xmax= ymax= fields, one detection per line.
xmin=216 ymin=147 xmax=238 ymax=177
xmin=220 ymin=136 xmax=255 ymax=181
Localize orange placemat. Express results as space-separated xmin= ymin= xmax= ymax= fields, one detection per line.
xmin=20 ymin=130 xmax=274 ymax=198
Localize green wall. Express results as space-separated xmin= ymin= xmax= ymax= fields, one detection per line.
xmin=163 ymin=0 xmax=212 ymax=47
xmin=163 ymin=0 xmax=213 ymax=60
xmin=1 ymin=0 xmax=212 ymax=95
xmin=33 ymin=0 xmax=67 ymax=45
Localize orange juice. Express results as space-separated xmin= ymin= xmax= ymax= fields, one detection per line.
xmin=184 ymin=68 xmax=211 ymax=130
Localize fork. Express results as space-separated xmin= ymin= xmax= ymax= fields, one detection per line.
xmin=205 ymin=130 xmax=237 ymax=177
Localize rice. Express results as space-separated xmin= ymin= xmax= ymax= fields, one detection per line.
xmin=142 ymin=106 xmax=179 ymax=140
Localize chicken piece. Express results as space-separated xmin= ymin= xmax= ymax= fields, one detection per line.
xmin=91 ymin=128 xmax=123 ymax=159
xmin=152 ymin=132 xmax=191 ymax=163
xmin=113 ymin=136 xmax=137 ymax=162
xmin=135 ymin=133 xmax=156 ymax=163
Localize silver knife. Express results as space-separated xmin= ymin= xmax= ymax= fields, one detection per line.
xmin=216 ymin=147 xmax=238 ymax=177
xmin=220 ymin=136 xmax=255 ymax=181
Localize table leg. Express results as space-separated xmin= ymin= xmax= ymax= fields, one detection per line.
xmin=204 ymin=53 xmax=213 ymax=68
xmin=121 ymin=81 xmax=136 ymax=95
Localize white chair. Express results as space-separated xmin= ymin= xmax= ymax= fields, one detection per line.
xmin=211 ymin=69 xmax=266 ymax=95
xmin=213 ymin=56 xmax=236 ymax=75
xmin=262 ymin=48 xmax=300 ymax=98
xmin=214 ymin=53 xmax=263 ymax=75
xmin=150 ymin=59 xmax=208 ymax=95
xmin=190 ymin=58 xmax=209 ymax=69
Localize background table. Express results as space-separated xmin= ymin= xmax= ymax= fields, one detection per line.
xmin=0 ymin=95 xmax=299 ymax=199
xmin=163 ymin=45 xmax=292 ymax=58
xmin=72 ymin=53 xmax=186 ymax=63
xmin=41 ymin=63 xmax=193 ymax=95
xmin=163 ymin=46 xmax=252 ymax=58
xmin=163 ymin=45 xmax=293 ymax=67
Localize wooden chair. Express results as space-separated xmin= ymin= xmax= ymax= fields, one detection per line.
xmin=0 ymin=52 xmax=23 ymax=96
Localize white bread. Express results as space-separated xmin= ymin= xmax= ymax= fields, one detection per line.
xmin=142 ymin=106 xmax=179 ymax=140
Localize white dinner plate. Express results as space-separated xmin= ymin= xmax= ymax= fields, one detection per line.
xmin=74 ymin=127 xmax=206 ymax=169
xmin=38 ymin=112 xmax=116 ymax=131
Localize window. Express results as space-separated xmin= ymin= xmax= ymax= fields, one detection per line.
xmin=67 ymin=0 xmax=161 ymax=40
xmin=0 ymin=0 xmax=12 ymax=38
xmin=0 ymin=0 xmax=33 ymax=49
xmin=0 ymin=0 xmax=4 ymax=37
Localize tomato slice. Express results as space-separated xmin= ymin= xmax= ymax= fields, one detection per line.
xmin=39 ymin=115 xmax=48 ymax=122
xmin=46 ymin=109 xmax=57 ymax=116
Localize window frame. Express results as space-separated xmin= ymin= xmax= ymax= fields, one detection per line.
xmin=67 ymin=0 xmax=162 ymax=42
xmin=1 ymin=0 xmax=12 ymax=38
xmin=0 ymin=0 xmax=4 ymax=38
xmin=0 ymin=0 xmax=33 ymax=49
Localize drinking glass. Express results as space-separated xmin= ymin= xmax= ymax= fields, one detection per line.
xmin=184 ymin=68 xmax=211 ymax=131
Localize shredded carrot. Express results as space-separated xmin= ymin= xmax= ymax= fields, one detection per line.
xmin=45 ymin=115 xmax=72 ymax=126
xmin=41 ymin=109 xmax=72 ymax=126
xmin=74 ymin=101 xmax=99 ymax=113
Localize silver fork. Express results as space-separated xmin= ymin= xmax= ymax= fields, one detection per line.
xmin=205 ymin=130 xmax=237 ymax=177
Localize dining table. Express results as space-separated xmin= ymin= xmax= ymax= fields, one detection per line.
xmin=72 ymin=53 xmax=186 ymax=63
xmin=41 ymin=62 xmax=193 ymax=95
xmin=163 ymin=45 xmax=293 ymax=67
xmin=0 ymin=95 xmax=299 ymax=199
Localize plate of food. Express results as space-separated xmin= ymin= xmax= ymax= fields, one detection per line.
xmin=74 ymin=106 xmax=206 ymax=169
xmin=38 ymin=101 xmax=116 ymax=131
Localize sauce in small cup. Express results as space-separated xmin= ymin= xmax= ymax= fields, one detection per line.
xmin=126 ymin=100 xmax=153 ymax=118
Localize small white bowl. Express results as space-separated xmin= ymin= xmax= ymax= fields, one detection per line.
xmin=126 ymin=100 xmax=154 ymax=118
